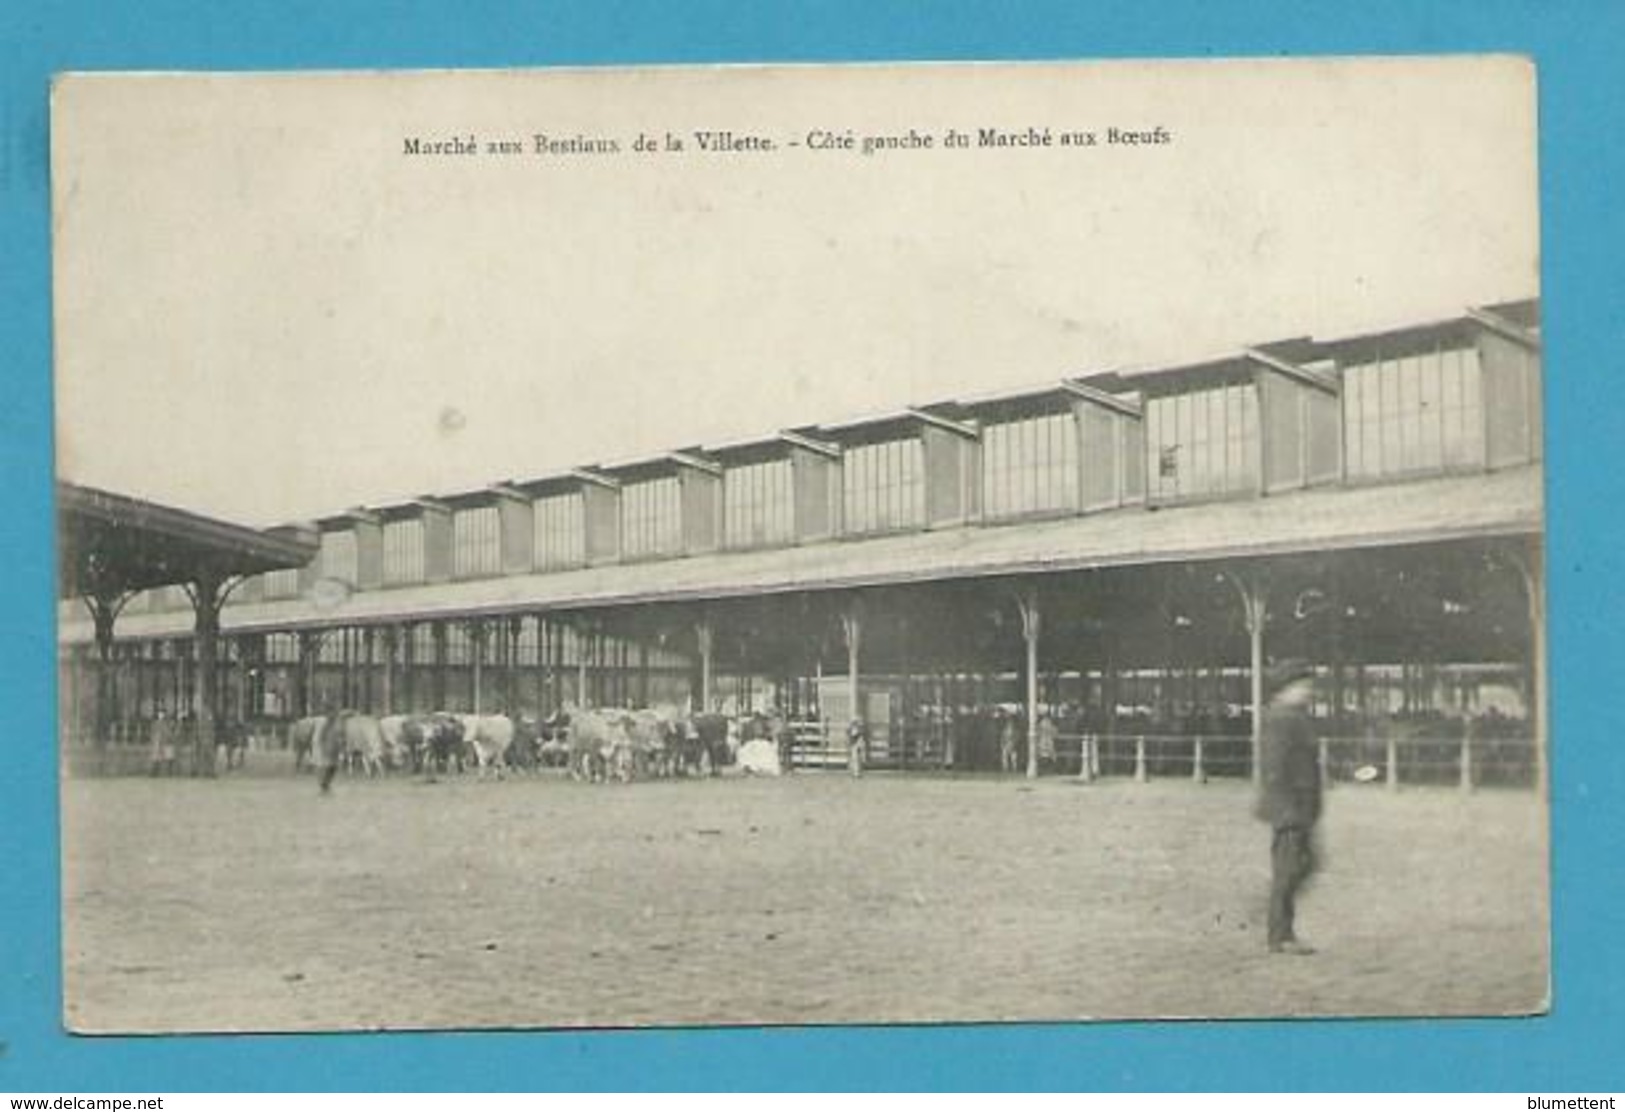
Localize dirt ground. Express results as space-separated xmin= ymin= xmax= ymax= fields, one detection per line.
xmin=60 ymin=766 xmax=1549 ymax=1033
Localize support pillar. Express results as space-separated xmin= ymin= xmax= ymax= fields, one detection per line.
xmin=190 ymin=572 xmax=227 ymax=777
xmin=507 ymin=616 xmax=522 ymax=715
xmin=296 ymin=630 xmax=319 ymax=717
xmin=536 ymin=616 xmax=551 ymax=714
xmin=362 ymin=627 xmax=376 ymax=712
xmin=231 ymin=637 xmax=250 ymax=732
xmin=84 ymin=592 xmax=129 ymax=747
xmin=173 ymin=639 xmax=186 ymax=715
xmin=1223 ymin=568 xmax=1270 ymax=786
xmin=340 ymin=625 xmax=354 ymax=708
xmin=696 ymin=619 xmax=714 ymax=713
xmin=840 ymin=602 xmax=862 ymax=744
xmin=577 ymin=623 xmax=592 ymax=709
xmin=1459 ymin=714 xmax=1475 ymax=794
xmin=470 ymin=619 xmax=486 ymax=715
xmin=401 ymin=623 xmax=417 ymax=712
xmin=1016 ymin=588 xmax=1041 ymax=780
xmin=379 ymin=625 xmax=397 ymax=716
xmin=639 ymin=641 xmax=650 ymax=709
xmin=432 ymin=622 xmax=448 ymax=709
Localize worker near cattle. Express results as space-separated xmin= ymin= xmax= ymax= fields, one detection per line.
xmin=148 ymin=709 xmax=177 ymax=777
xmin=1035 ymin=713 xmax=1058 ymax=773
xmin=846 ymin=717 xmax=867 ymax=778
xmin=1254 ymin=658 xmax=1322 ymax=955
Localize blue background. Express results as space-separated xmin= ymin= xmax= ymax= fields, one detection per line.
xmin=3 ymin=0 xmax=1622 ymax=1092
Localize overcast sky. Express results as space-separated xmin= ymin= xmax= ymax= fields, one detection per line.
xmin=52 ymin=57 xmax=1537 ymax=526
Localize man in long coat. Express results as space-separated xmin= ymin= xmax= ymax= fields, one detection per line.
xmin=1254 ymin=659 xmax=1322 ymax=955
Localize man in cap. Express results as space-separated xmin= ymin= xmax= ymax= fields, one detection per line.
xmin=1254 ymin=658 xmax=1322 ymax=955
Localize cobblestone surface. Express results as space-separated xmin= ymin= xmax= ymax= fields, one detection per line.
xmin=62 ymin=769 xmax=1549 ymax=1032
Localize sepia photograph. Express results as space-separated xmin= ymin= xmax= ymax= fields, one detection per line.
xmin=51 ymin=57 xmax=1546 ymax=1033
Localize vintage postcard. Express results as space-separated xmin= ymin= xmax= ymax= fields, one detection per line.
xmin=53 ymin=58 xmax=1545 ymax=1032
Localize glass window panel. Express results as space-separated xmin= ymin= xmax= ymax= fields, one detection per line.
xmin=263 ymin=568 xmax=300 ymax=600
xmin=1379 ymin=361 xmax=1403 ymax=469
xmin=724 ymin=458 xmax=793 ymax=548
xmin=1146 ymin=384 xmax=1258 ymax=500
xmin=1461 ymin=346 xmax=1486 ymax=464
xmin=534 ymin=492 xmax=585 ymax=570
xmin=453 ymin=506 xmax=501 ymax=579
xmin=1361 ymin=363 xmax=1382 ymax=477
xmin=842 ymin=437 xmax=923 ymax=534
xmin=1147 ymin=402 xmax=1166 ymax=499
xmin=1400 ymin=356 xmax=1423 ymax=471
xmin=1244 ymin=385 xmax=1260 ymax=487
xmin=1440 ymin=348 xmax=1463 ymax=465
xmin=383 ymin=519 xmax=424 ymax=585
xmin=1342 ymin=343 xmax=1485 ymax=479
xmin=1418 ymin=353 xmax=1444 ymax=471
xmin=621 ymin=477 xmax=682 ymax=558
xmin=320 ymin=530 xmax=358 ymax=585
xmin=981 ymin=413 xmax=1077 ymax=517
xmin=1343 ymin=373 xmax=1363 ymax=476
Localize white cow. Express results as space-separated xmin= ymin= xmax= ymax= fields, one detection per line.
xmin=737 ymin=738 xmax=783 ymax=776
xmin=562 ymin=708 xmax=630 ymax=783
xmin=456 ymin=714 xmax=516 ymax=778
xmin=378 ymin=715 xmax=410 ymax=771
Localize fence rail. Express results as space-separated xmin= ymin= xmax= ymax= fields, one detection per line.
xmin=1058 ymin=732 xmax=1537 ymax=790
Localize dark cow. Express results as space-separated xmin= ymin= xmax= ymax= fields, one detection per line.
xmin=394 ymin=715 xmax=432 ymax=773
xmin=431 ymin=713 xmax=468 ymax=775
xmin=219 ymin=719 xmax=251 ymax=771
xmin=685 ymin=713 xmax=734 ymax=777
xmin=504 ymin=714 xmax=544 ymax=773
xmin=411 ymin=713 xmax=466 ymax=776
xmin=536 ymin=709 xmax=572 ymax=770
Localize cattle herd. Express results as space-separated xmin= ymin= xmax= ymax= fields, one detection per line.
xmin=286 ymin=706 xmax=794 ymax=786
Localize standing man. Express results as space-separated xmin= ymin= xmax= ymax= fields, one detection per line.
xmin=148 ymin=709 xmax=175 ymax=777
xmin=1035 ymin=712 xmax=1058 ymax=774
xmin=316 ymin=709 xmax=346 ymax=795
xmin=846 ymin=716 xmax=867 ymax=778
xmin=1255 ymin=659 xmax=1322 ymax=955
xmin=999 ymin=715 xmax=1018 ymax=773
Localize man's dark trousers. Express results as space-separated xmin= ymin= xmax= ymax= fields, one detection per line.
xmin=1269 ymin=825 xmax=1316 ymax=947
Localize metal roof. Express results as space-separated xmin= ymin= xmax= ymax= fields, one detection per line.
xmin=58 ymin=482 xmax=319 ymax=600
xmin=60 ymin=467 xmax=1540 ymax=641
xmin=245 ymin=299 xmax=1539 ymax=531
